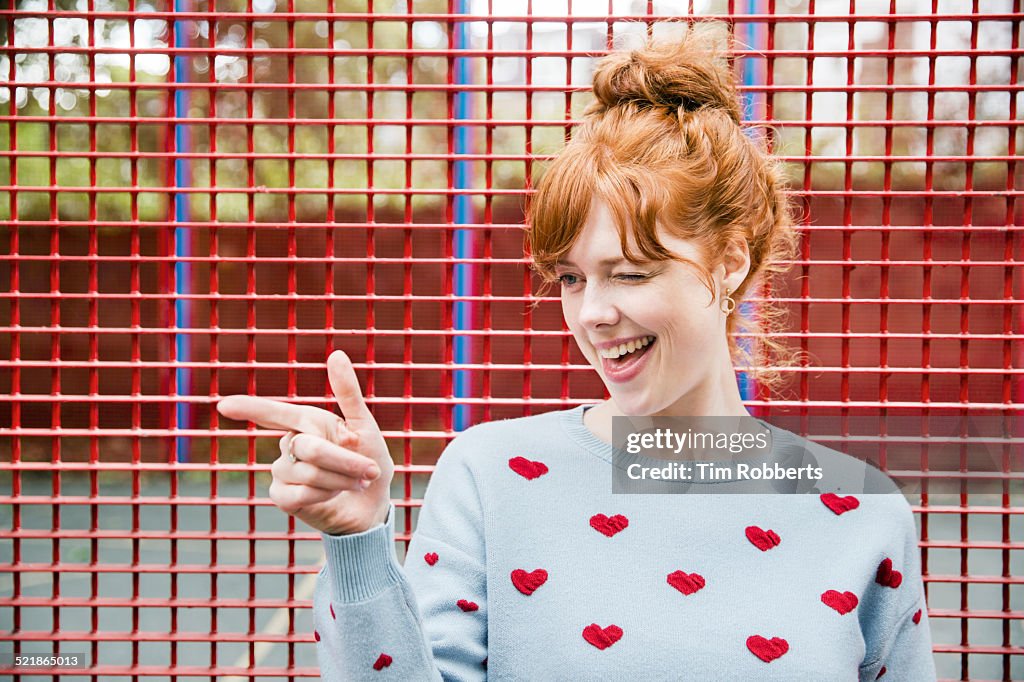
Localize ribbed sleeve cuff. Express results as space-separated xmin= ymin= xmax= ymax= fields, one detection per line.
xmin=320 ymin=503 xmax=406 ymax=603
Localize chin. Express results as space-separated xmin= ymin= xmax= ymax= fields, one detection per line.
xmin=610 ymin=394 xmax=659 ymax=417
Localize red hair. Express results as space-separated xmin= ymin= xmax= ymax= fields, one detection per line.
xmin=526 ymin=21 xmax=801 ymax=394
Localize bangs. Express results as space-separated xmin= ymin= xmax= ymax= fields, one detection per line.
xmin=527 ymin=142 xmax=698 ymax=282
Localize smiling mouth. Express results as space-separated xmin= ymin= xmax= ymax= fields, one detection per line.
xmin=604 ymin=336 xmax=657 ymax=366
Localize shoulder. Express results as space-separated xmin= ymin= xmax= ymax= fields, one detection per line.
xmin=433 ymin=409 xmax=566 ymax=471
xmin=443 ymin=409 xmax=564 ymax=454
xmin=763 ymin=420 xmax=906 ymax=496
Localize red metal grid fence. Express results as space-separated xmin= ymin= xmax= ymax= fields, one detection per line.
xmin=0 ymin=1 xmax=1022 ymax=680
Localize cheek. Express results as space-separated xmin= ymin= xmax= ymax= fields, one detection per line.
xmin=644 ymin=287 xmax=721 ymax=341
xmin=561 ymin=299 xmax=587 ymax=341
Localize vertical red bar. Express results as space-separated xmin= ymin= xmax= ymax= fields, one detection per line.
xmin=521 ymin=0 xmax=534 ymax=417
xmin=326 ymin=0 xmax=338 ymax=445
xmin=840 ymin=2 xmax=853 ymax=448
xmin=482 ymin=0 xmax=494 ymax=424
xmin=45 ymin=0 xmax=61 ymax=655
xmin=444 ymin=0 xmax=455 ymax=432
xmin=7 ymin=0 xmax=21 ymax=665
xmin=285 ymin=0 xmax=299 ymax=660
xmin=86 ymin=0 xmax=100 ymax=668
xmin=1001 ymin=3 xmax=1020 ymax=677
xmin=366 ymin=2 xmax=377 ymax=419
xmin=125 ymin=1 xmax=141 ymax=674
xmin=164 ymin=6 xmax=178 ymax=672
xmin=800 ymin=3 xmax=814 ymax=436
xmin=245 ymin=0 xmax=259 ymax=671
xmin=208 ymin=3 xmax=221 ymax=671
xmin=402 ymin=0 xmax=414 ymax=535
xmin=877 ymin=0 xmax=896 ymax=475
xmin=760 ymin=0 xmax=778 ymax=417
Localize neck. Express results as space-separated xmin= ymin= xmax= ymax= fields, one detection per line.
xmin=583 ymin=353 xmax=750 ymax=445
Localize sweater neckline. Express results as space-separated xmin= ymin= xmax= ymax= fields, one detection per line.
xmin=559 ymin=403 xmax=793 ymax=485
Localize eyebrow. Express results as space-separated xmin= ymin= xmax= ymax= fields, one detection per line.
xmin=554 ymin=257 xmax=629 ymax=267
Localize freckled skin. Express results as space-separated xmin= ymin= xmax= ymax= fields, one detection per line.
xmin=555 ymin=200 xmax=752 ymax=437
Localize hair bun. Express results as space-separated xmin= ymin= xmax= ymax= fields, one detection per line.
xmin=589 ymin=22 xmax=743 ymax=125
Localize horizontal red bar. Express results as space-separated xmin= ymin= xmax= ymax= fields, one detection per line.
xmin=920 ymin=540 xmax=1024 ymax=550
xmin=4 ymin=255 xmax=1021 ymax=268
xmin=4 ymin=462 xmax=436 ymax=474
xmin=7 ymin=79 xmax=1021 ymax=93
xmin=5 ymin=219 xmax=1017 ymax=233
xmin=1 ymin=10 xmax=1016 ymax=22
xmin=4 ymin=150 xmax=1019 ymax=164
xmin=0 ymin=367 xmax=1020 ymax=394
xmin=2 ymin=495 xmax=426 ymax=511
xmin=0 ymin=597 xmax=315 ymax=609
xmin=5 ymin=529 xmax=331 ymax=541
xmin=1 ymin=595 xmax=317 ymax=607
xmin=5 ymin=45 xmax=1022 ymax=59
xmin=5 ymin=115 xmax=1016 ymax=129
xmin=2 ymin=294 xmax=1021 ymax=306
xmin=0 ymin=328 xmax=1017 ymax=344
xmin=4 ymin=184 xmax=1018 ymax=198
xmin=0 ymin=665 xmax=320 ymax=677
xmin=926 ymin=609 xmax=1024 ymax=620
xmin=1 ymin=354 xmax=1021 ymax=372
xmin=3 ymin=631 xmax=318 ymax=642
xmin=0 ymin=563 xmax=343 ymax=575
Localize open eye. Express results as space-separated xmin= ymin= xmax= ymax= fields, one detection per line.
xmin=557 ymin=274 xmax=580 ymax=287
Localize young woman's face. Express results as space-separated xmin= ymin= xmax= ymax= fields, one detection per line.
xmin=556 ymin=199 xmax=736 ymax=416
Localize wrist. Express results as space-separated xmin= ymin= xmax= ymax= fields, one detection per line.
xmin=325 ymin=503 xmax=391 ymax=537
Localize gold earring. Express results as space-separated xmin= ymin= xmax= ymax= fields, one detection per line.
xmin=720 ymin=287 xmax=736 ymax=315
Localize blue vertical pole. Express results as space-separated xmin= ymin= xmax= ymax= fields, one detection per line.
xmin=453 ymin=0 xmax=475 ymax=431
xmin=737 ymin=0 xmax=762 ymax=404
xmin=173 ymin=3 xmax=192 ymax=461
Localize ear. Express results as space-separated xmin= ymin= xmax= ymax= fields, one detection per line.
xmin=721 ymin=238 xmax=751 ymax=292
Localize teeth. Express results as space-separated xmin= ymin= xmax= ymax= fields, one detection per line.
xmin=599 ymin=335 xmax=656 ymax=359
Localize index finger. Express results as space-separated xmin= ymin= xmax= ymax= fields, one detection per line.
xmin=216 ymin=395 xmax=343 ymax=441
xmin=327 ymin=350 xmax=375 ymax=427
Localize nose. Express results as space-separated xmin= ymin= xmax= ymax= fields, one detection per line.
xmin=576 ymin=282 xmax=620 ymax=329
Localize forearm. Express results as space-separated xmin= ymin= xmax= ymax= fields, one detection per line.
xmin=313 ymin=502 xmax=486 ymax=681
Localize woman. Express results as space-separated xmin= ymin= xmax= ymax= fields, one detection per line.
xmin=216 ymin=22 xmax=937 ymax=681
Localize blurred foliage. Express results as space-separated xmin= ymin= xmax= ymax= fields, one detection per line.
xmin=1 ymin=0 xmax=478 ymax=223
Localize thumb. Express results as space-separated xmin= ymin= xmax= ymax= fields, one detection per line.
xmin=327 ymin=350 xmax=375 ymax=427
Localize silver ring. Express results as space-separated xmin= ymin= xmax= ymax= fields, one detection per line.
xmin=287 ymin=433 xmax=299 ymax=464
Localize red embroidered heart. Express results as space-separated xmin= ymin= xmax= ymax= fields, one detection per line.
xmin=582 ymin=623 xmax=623 ymax=650
xmin=373 ymin=653 xmax=393 ymax=671
xmin=314 ymin=629 xmax=320 ymax=642
xmin=457 ymin=599 xmax=479 ymax=612
xmin=424 ymin=552 xmax=439 ymax=566
xmin=745 ymin=525 xmax=781 ymax=551
xmin=821 ymin=590 xmax=859 ymax=615
xmin=746 ymin=635 xmax=789 ymax=662
xmin=590 ymin=513 xmax=629 ymax=537
xmin=511 ymin=568 xmax=548 ymax=596
xmin=875 ymin=558 xmax=903 ymax=588
xmin=875 ymin=665 xmax=887 ymax=678
xmin=912 ymin=608 xmax=922 ymax=624
xmin=666 ymin=570 xmax=705 ymax=596
xmin=329 ymin=602 xmax=336 ymax=620
xmin=820 ymin=492 xmax=860 ymax=515
xmin=508 ymin=456 xmax=549 ymax=480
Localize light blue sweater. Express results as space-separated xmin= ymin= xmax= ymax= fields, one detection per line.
xmin=313 ymin=405 xmax=938 ymax=681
